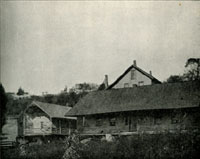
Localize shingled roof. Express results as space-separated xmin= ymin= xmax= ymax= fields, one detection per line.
xmin=27 ymin=101 xmax=76 ymax=119
xmin=107 ymin=64 xmax=161 ymax=89
xmin=66 ymin=81 xmax=200 ymax=116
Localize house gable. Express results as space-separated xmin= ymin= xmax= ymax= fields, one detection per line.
xmin=107 ymin=61 xmax=161 ymax=89
xmin=113 ymin=67 xmax=152 ymax=88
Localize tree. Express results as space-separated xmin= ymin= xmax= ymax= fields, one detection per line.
xmin=98 ymin=83 xmax=106 ymax=90
xmin=43 ymin=94 xmax=56 ymax=104
xmin=69 ymin=83 xmax=99 ymax=93
xmin=184 ymin=58 xmax=200 ymax=81
xmin=165 ymin=58 xmax=200 ymax=83
xmin=165 ymin=75 xmax=184 ymax=83
xmin=17 ymin=87 xmax=25 ymax=96
xmin=0 ymin=83 xmax=7 ymax=131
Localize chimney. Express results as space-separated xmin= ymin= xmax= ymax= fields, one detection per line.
xmin=104 ymin=75 xmax=109 ymax=88
xmin=133 ymin=60 xmax=137 ymax=66
xmin=149 ymin=71 xmax=152 ymax=75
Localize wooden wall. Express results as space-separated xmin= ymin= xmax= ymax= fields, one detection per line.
xmin=77 ymin=108 xmax=200 ymax=135
xmin=52 ymin=118 xmax=76 ymax=135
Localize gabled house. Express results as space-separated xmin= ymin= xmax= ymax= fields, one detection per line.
xmin=66 ymin=81 xmax=200 ymax=135
xmin=18 ymin=101 xmax=77 ymax=139
xmin=107 ymin=60 xmax=161 ymax=89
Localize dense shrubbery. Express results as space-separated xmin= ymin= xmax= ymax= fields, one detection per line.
xmin=1 ymin=141 xmax=65 ymax=159
xmin=5 ymin=97 xmax=32 ymax=115
xmin=77 ymin=132 xmax=200 ymax=159
xmin=1 ymin=132 xmax=200 ymax=159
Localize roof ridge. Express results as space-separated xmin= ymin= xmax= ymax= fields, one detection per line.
xmin=33 ymin=100 xmax=71 ymax=108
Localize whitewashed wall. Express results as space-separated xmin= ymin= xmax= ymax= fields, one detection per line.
xmin=113 ymin=68 xmax=152 ymax=89
xmin=24 ymin=106 xmax=52 ymax=135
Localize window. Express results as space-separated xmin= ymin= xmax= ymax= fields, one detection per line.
xmin=124 ymin=83 xmax=129 ymax=88
xmin=154 ymin=117 xmax=162 ymax=125
xmin=132 ymin=84 xmax=137 ymax=87
xmin=110 ymin=118 xmax=116 ymax=126
xmin=131 ymin=70 xmax=136 ymax=80
xmin=171 ymin=114 xmax=181 ymax=124
xmin=82 ymin=117 xmax=89 ymax=127
xmin=154 ymin=113 xmax=162 ymax=125
xmin=138 ymin=81 xmax=144 ymax=86
xmin=41 ymin=122 xmax=44 ymax=129
xmin=96 ymin=118 xmax=102 ymax=126
xmin=125 ymin=117 xmax=128 ymax=125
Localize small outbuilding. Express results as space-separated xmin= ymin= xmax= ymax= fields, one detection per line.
xmin=66 ymin=81 xmax=200 ymax=136
xmin=18 ymin=101 xmax=77 ymax=139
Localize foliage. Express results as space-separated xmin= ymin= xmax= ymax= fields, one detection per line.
xmin=33 ymin=92 xmax=88 ymax=107
xmin=1 ymin=132 xmax=200 ymax=159
xmin=5 ymin=97 xmax=32 ymax=115
xmin=5 ymin=82 xmax=98 ymax=116
xmin=0 ymin=83 xmax=7 ymax=131
xmin=1 ymin=141 xmax=65 ymax=159
xmin=63 ymin=134 xmax=80 ymax=159
xmin=5 ymin=91 xmax=88 ymax=116
xmin=98 ymin=83 xmax=106 ymax=90
xmin=184 ymin=58 xmax=200 ymax=81
xmin=65 ymin=132 xmax=200 ymax=159
xmin=16 ymin=87 xmax=25 ymax=96
xmin=165 ymin=75 xmax=184 ymax=83
xmin=69 ymin=83 xmax=99 ymax=93
xmin=165 ymin=58 xmax=200 ymax=83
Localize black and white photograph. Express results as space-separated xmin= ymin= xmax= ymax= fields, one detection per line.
xmin=0 ymin=0 xmax=200 ymax=159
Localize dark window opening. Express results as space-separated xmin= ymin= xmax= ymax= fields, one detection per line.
xmin=171 ymin=115 xmax=181 ymax=124
xmin=125 ymin=117 xmax=128 ymax=125
xmin=154 ymin=117 xmax=162 ymax=125
xmin=96 ymin=118 xmax=102 ymax=126
xmin=110 ymin=118 xmax=116 ymax=126
xmin=154 ymin=113 xmax=162 ymax=125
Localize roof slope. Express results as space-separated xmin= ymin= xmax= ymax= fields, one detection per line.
xmin=29 ymin=101 xmax=76 ymax=119
xmin=107 ymin=65 xmax=161 ymax=89
xmin=66 ymin=81 xmax=200 ymax=116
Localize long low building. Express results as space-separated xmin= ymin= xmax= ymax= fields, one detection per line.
xmin=66 ymin=81 xmax=200 ymax=135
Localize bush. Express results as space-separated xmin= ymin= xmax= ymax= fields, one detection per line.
xmin=76 ymin=132 xmax=200 ymax=159
xmin=1 ymin=132 xmax=200 ymax=159
xmin=1 ymin=141 xmax=65 ymax=159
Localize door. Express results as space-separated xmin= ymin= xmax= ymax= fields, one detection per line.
xmin=129 ymin=117 xmax=137 ymax=132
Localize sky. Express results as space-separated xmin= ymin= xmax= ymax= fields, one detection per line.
xmin=1 ymin=1 xmax=200 ymax=95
